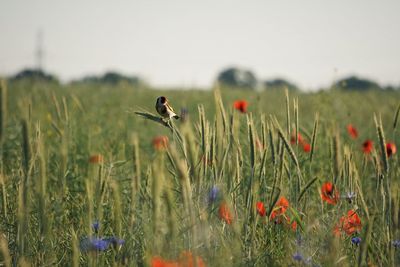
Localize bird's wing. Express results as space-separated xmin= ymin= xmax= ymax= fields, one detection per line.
xmin=165 ymin=102 xmax=176 ymax=113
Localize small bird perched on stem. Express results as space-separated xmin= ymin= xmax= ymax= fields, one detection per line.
xmin=155 ymin=96 xmax=180 ymax=120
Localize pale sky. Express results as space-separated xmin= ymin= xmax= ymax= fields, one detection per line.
xmin=1 ymin=0 xmax=399 ymax=89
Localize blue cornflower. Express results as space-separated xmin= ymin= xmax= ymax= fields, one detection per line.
xmin=80 ymin=237 xmax=110 ymax=252
xmin=393 ymin=240 xmax=400 ymax=248
xmin=208 ymin=185 xmax=219 ymax=204
xmin=351 ymin=236 xmax=361 ymax=245
xmin=104 ymin=237 xmax=125 ymax=248
xmin=293 ymin=252 xmax=304 ymax=262
xmin=80 ymin=236 xmax=124 ymax=252
xmin=92 ymin=221 xmax=100 ymax=233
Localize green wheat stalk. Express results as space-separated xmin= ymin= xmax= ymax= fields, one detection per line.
xmin=285 ymin=89 xmax=290 ymax=138
xmin=274 ymin=118 xmax=300 ymax=171
xmin=134 ymin=111 xmax=172 ymax=129
xmin=298 ymin=177 xmax=318 ymax=202
xmin=0 ymin=233 xmax=11 ymax=267
xmin=0 ymin=79 xmax=7 ymax=144
xmin=392 ymin=103 xmax=400 ymax=130
xmin=332 ymin=129 xmax=341 ymax=183
xmin=374 ymin=114 xmax=388 ymax=175
xmin=294 ymin=98 xmax=299 ymax=145
xmin=71 ymin=229 xmax=80 ymax=267
xmin=309 ymin=113 xmax=319 ymax=163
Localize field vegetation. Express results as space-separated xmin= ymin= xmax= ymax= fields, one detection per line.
xmin=0 ymin=80 xmax=400 ymax=266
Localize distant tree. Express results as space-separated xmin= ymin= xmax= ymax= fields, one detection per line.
xmin=73 ymin=71 xmax=144 ymax=87
xmin=217 ymin=67 xmax=258 ymax=89
xmin=334 ymin=76 xmax=381 ymax=91
xmin=383 ymin=85 xmax=398 ymax=91
xmin=11 ymin=68 xmax=59 ymax=83
xmin=264 ymin=78 xmax=299 ymax=91
xmin=101 ymin=72 xmax=141 ymax=85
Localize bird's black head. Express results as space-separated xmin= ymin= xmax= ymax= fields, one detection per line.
xmin=159 ymin=96 xmax=166 ymax=104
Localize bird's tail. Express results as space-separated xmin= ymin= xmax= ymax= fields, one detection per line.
xmin=169 ymin=112 xmax=180 ymax=120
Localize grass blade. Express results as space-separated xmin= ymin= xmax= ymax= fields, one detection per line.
xmin=298 ymin=176 xmax=318 ymax=202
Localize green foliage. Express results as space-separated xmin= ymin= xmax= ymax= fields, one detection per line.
xmin=264 ymin=78 xmax=299 ymax=91
xmin=10 ymin=68 xmax=59 ymax=84
xmin=217 ymin=67 xmax=258 ymax=90
xmin=0 ymin=81 xmax=400 ymax=266
xmin=334 ymin=76 xmax=381 ymax=91
xmin=72 ymin=71 xmax=145 ymax=87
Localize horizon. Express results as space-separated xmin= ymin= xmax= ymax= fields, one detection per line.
xmin=6 ymin=68 xmax=395 ymax=91
xmin=1 ymin=0 xmax=400 ymax=90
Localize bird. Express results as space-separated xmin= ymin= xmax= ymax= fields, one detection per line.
xmin=155 ymin=96 xmax=180 ymax=120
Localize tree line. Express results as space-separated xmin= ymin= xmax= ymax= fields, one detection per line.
xmin=5 ymin=67 xmax=399 ymax=91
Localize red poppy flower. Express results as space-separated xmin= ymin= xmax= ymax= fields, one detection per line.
xmin=256 ymin=201 xmax=266 ymax=217
xmin=362 ymin=140 xmax=373 ymax=154
xmin=347 ymin=124 xmax=358 ymax=139
xmin=282 ymin=215 xmax=297 ymax=228
xmin=320 ymin=182 xmax=339 ymax=205
xmin=89 ymin=154 xmax=104 ymax=164
xmin=152 ymin=252 xmax=206 ymax=267
xmin=270 ymin=196 xmax=289 ymax=221
xmin=151 ymin=257 xmax=179 ymax=267
xmin=151 ymin=256 xmax=164 ymax=267
xmin=275 ymin=196 xmax=289 ymax=214
xmin=152 ymin=136 xmax=169 ymax=150
xmin=290 ymin=133 xmax=304 ymax=145
xmin=386 ymin=142 xmax=397 ymax=157
xmin=179 ymin=251 xmax=206 ymax=267
xmin=233 ymin=100 xmax=248 ymax=113
xmin=342 ymin=210 xmax=362 ymax=235
xmin=290 ymin=220 xmax=297 ymax=231
xmin=219 ymin=202 xmax=233 ymax=224
xmin=302 ymin=143 xmax=311 ymax=153
xmin=334 ymin=209 xmax=362 ymax=236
